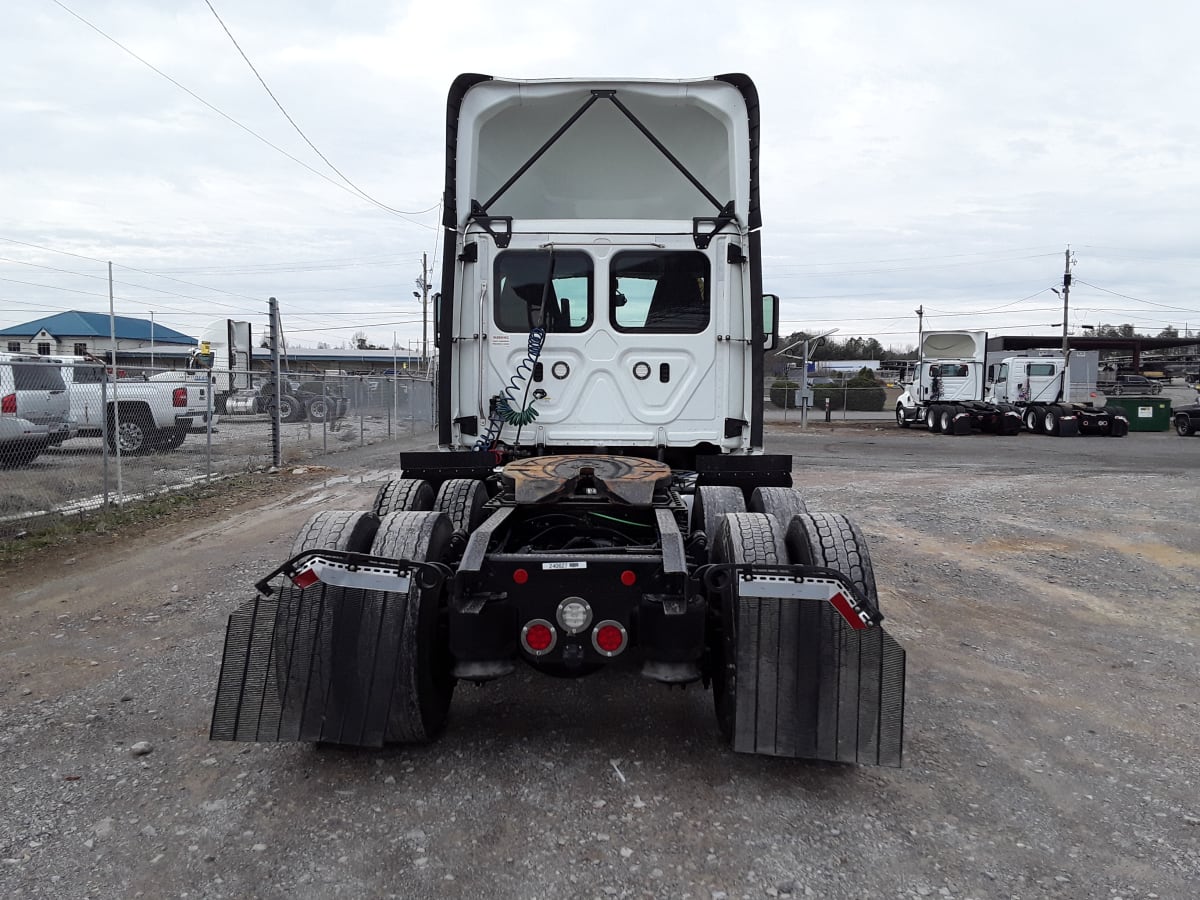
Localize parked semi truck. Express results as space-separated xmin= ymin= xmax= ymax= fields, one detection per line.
xmin=211 ymin=74 xmax=906 ymax=765
xmin=150 ymin=319 xmax=253 ymax=414
xmin=985 ymin=353 xmax=1128 ymax=436
xmin=896 ymin=331 xmax=1127 ymax=437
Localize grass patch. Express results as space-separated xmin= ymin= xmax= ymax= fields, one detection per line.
xmin=0 ymin=472 xmax=290 ymax=573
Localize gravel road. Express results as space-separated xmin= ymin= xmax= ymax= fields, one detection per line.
xmin=1 ymin=426 xmax=1197 ymax=899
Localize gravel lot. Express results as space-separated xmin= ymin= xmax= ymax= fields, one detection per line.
xmin=1 ymin=424 xmax=1197 ymax=899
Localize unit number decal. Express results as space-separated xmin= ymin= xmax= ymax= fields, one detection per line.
xmin=542 ymin=561 xmax=587 ymax=570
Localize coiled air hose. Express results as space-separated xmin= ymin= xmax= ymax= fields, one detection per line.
xmin=473 ymin=326 xmax=546 ymax=450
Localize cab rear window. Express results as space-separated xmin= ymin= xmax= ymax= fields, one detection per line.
xmin=12 ymin=362 xmax=66 ymax=391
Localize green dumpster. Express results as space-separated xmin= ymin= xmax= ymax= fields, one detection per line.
xmin=1103 ymin=395 xmax=1173 ymax=432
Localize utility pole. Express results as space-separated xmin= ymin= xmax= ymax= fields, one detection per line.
xmin=1060 ymin=245 xmax=1074 ymax=356
xmin=415 ymin=253 xmax=431 ymax=370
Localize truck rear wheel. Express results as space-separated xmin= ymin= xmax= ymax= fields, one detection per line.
xmin=373 ymin=478 xmax=435 ymax=516
xmin=434 ymin=478 xmax=488 ymax=534
xmin=1023 ymin=407 xmax=1043 ymax=432
xmin=693 ymin=486 xmax=746 ymax=550
xmin=306 ymin=397 xmax=330 ymax=422
xmin=1043 ymin=406 xmax=1062 ymax=436
xmin=784 ymin=513 xmax=880 ymax=615
xmin=107 ymin=410 xmax=155 ymax=455
xmin=275 ymin=510 xmax=381 ymax=739
xmin=938 ymin=406 xmax=956 ymax=434
xmin=925 ymin=404 xmax=942 ymax=433
xmin=748 ymin=487 xmax=807 ymax=531
xmin=371 ymin=511 xmax=456 ymax=743
xmin=709 ymin=512 xmax=789 ymax=743
xmin=277 ymin=394 xmax=304 ymax=423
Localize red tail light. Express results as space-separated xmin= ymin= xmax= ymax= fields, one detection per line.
xmin=520 ymin=619 xmax=557 ymax=656
xmin=592 ymin=621 xmax=627 ymax=657
xmin=1 ymin=393 xmax=15 ymax=414
xmin=173 ymin=387 xmax=187 ymax=407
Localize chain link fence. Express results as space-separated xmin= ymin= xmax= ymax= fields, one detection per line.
xmin=1 ymin=360 xmax=434 ymax=540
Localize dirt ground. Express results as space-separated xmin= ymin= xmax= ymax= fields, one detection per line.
xmin=1 ymin=429 xmax=1197 ymax=899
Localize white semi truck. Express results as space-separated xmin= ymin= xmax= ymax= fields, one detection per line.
xmin=211 ymin=74 xmax=906 ymax=765
xmin=896 ymin=330 xmax=1128 ymax=437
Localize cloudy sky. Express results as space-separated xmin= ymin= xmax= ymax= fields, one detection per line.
xmin=2 ymin=0 xmax=1197 ymax=355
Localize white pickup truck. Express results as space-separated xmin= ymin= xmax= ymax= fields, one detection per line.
xmin=58 ymin=357 xmax=214 ymax=453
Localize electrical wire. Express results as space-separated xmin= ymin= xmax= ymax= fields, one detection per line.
xmin=48 ymin=0 xmax=438 ymax=227
xmin=203 ymin=0 xmax=431 ymax=218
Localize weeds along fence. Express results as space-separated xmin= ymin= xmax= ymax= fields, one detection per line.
xmin=0 ymin=361 xmax=435 ymax=540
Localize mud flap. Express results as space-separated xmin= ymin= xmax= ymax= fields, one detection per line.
xmin=951 ymin=416 xmax=972 ymax=435
xmin=1057 ymin=416 xmax=1080 ymax=437
xmin=210 ymin=583 xmax=404 ymax=746
xmin=732 ymin=590 xmax=906 ymax=766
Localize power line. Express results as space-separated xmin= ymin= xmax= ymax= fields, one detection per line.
xmin=48 ymin=0 xmax=438 ymax=228
xmin=1074 ymin=279 xmax=1199 ymax=314
xmin=202 ymin=0 xmax=428 ymax=218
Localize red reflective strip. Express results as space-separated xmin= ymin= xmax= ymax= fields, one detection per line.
xmin=291 ymin=567 xmax=320 ymax=589
xmin=829 ymin=591 xmax=869 ymax=630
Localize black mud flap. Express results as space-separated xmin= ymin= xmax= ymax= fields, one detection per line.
xmin=1057 ymin=417 xmax=1080 ymax=437
xmin=210 ymin=583 xmax=405 ymax=746
xmin=951 ymin=416 xmax=972 ymax=435
xmin=729 ymin=577 xmax=906 ymax=766
xmin=212 ymin=552 xmax=450 ymax=746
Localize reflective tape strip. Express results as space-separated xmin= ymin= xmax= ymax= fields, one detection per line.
xmin=290 ymin=557 xmax=413 ymax=593
xmin=736 ymin=574 xmax=875 ymax=630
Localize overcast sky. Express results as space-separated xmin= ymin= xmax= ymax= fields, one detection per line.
xmin=2 ymin=0 xmax=1198 ymax=355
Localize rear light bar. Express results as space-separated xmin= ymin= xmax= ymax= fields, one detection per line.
xmin=736 ymin=573 xmax=880 ymax=630
xmin=287 ymin=555 xmax=413 ymax=593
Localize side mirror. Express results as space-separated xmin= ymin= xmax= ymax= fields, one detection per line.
xmin=762 ymin=293 xmax=779 ymax=350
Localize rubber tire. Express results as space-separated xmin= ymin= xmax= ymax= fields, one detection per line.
xmin=289 ymin=508 xmax=380 ymax=558
xmin=371 ymin=511 xmax=456 ymax=743
xmin=939 ymin=407 xmax=956 ymax=434
xmin=108 ymin=412 xmax=154 ymax=455
xmin=693 ymin=485 xmax=747 ymax=551
xmin=373 ymin=478 xmax=435 ymax=516
xmin=277 ymin=510 xmax=381 ymax=721
xmin=1176 ymin=415 xmax=1194 ymax=436
xmin=784 ymin=512 xmax=880 ymax=615
xmin=155 ymin=427 xmax=187 ymax=451
xmin=926 ymin=405 xmax=942 ymax=433
xmin=306 ymin=397 xmax=329 ymax=423
xmin=433 ymin=478 xmax=489 ymax=536
xmin=747 ymin=487 xmax=807 ymax=533
xmin=1024 ymin=407 xmax=1043 ymax=433
xmin=895 ymin=405 xmax=910 ymax=428
xmin=278 ymin=394 xmax=304 ymax=423
xmin=1043 ymin=406 xmax=1061 ymax=436
xmin=709 ymin=512 xmax=789 ymax=743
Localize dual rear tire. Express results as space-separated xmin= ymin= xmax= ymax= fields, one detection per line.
xmin=707 ymin=503 xmax=879 ymax=745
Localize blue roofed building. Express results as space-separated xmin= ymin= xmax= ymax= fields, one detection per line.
xmin=0 ymin=310 xmax=196 ymax=363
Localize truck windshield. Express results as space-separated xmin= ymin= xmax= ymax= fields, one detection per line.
xmin=610 ymin=251 xmax=710 ymax=333
xmin=494 ymin=250 xmax=592 ymax=333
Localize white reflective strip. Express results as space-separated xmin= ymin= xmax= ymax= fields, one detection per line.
xmin=308 ymin=558 xmax=413 ymax=593
xmin=736 ymin=575 xmax=843 ymax=600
